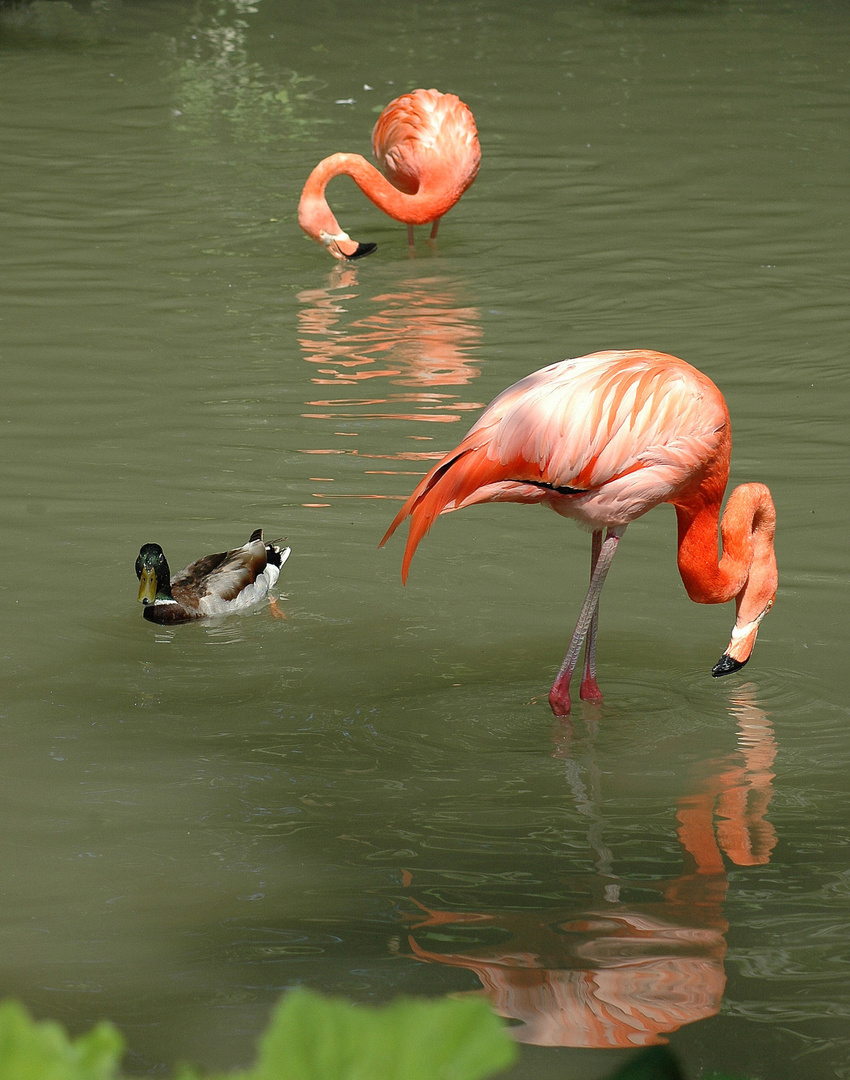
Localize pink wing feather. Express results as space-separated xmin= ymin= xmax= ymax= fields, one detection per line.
xmin=372 ymin=89 xmax=480 ymax=201
xmin=381 ymin=350 xmax=729 ymax=583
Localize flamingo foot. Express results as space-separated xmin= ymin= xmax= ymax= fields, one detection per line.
xmin=548 ymin=681 xmax=572 ymax=717
xmin=579 ymin=675 xmax=604 ymax=703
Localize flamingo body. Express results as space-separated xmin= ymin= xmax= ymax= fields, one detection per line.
xmin=298 ymin=89 xmax=480 ymax=260
xmin=381 ymin=350 xmax=777 ymax=716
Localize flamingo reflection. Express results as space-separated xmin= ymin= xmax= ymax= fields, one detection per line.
xmin=401 ymin=690 xmax=776 ymax=1048
xmin=297 ymin=267 xmax=483 ymax=424
xmin=296 ymin=267 xmax=485 ymax=506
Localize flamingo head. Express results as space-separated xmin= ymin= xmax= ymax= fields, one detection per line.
xmin=297 ymin=192 xmax=376 ymax=261
xmin=712 ymin=495 xmax=778 ymax=677
xmin=712 ymin=594 xmax=776 ymax=677
xmin=706 ymin=481 xmax=778 ymax=678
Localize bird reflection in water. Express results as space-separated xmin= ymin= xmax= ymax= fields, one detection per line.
xmin=400 ymin=688 xmax=776 ymax=1048
xmin=296 ymin=265 xmax=485 ymax=506
xmin=297 ymin=266 xmax=483 ymax=413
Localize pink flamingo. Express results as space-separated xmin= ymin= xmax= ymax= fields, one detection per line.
xmin=298 ymin=89 xmax=480 ymax=260
xmin=381 ymin=350 xmax=778 ymax=716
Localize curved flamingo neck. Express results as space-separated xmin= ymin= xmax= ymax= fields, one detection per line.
xmin=299 ymin=153 xmax=461 ymax=229
xmin=674 ymin=482 xmax=777 ymax=607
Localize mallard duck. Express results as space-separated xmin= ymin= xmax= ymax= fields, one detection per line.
xmin=135 ymin=529 xmax=290 ymax=625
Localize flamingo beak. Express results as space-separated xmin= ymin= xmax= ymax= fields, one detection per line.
xmin=346 ymin=241 xmax=378 ymax=259
xmin=712 ymin=651 xmax=749 ymax=677
xmin=712 ymin=597 xmax=774 ymax=678
xmin=320 ymin=230 xmax=377 ymax=260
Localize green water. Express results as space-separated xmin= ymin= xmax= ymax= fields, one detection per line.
xmin=1 ymin=1 xmax=848 ymax=1076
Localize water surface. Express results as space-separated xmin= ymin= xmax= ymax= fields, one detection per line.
xmin=1 ymin=1 xmax=848 ymax=1076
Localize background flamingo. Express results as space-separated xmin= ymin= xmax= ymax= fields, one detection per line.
xmin=298 ymin=88 xmax=480 ymax=260
xmin=381 ymin=350 xmax=777 ymax=717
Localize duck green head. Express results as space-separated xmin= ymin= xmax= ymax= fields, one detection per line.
xmin=135 ymin=544 xmax=172 ymax=605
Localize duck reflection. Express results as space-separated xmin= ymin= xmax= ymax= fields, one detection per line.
xmin=401 ymin=689 xmax=776 ymax=1048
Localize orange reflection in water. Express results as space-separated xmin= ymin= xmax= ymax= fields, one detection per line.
xmin=298 ymin=266 xmax=483 ymax=391
xmin=401 ymin=688 xmax=777 ymax=1048
xmin=296 ymin=266 xmax=485 ymax=506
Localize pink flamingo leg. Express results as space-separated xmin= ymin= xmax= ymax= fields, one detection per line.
xmin=579 ymin=530 xmax=605 ymax=702
xmin=429 ymin=218 xmax=441 ymax=239
xmin=548 ymin=527 xmax=625 ymax=717
xmin=407 ymin=223 xmax=416 ymax=247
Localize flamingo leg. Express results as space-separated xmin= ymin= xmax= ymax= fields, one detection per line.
xmin=548 ymin=527 xmax=625 ymax=718
xmin=429 ymin=218 xmax=441 ymax=240
xmin=407 ymin=223 xmax=416 ymax=247
xmin=579 ymin=530 xmax=604 ymax=703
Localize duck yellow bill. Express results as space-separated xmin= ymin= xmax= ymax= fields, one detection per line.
xmin=138 ymin=566 xmax=157 ymax=605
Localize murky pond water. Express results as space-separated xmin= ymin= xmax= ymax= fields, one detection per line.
xmin=1 ymin=0 xmax=848 ymax=1076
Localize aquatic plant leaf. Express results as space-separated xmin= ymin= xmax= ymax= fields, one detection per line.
xmin=0 ymin=1000 xmax=124 ymax=1080
xmin=253 ymin=989 xmax=518 ymax=1080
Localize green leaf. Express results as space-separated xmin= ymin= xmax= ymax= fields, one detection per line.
xmin=0 ymin=1000 xmax=124 ymax=1080
xmin=253 ymin=989 xmax=518 ymax=1080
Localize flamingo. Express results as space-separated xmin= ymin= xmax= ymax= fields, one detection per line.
xmin=380 ymin=350 xmax=777 ymax=717
xmin=298 ymin=88 xmax=481 ymax=260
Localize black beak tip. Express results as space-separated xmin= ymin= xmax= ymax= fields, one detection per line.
xmin=348 ymin=242 xmax=377 ymax=260
xmin=711 ymin=653 xmax=748 ymax=678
